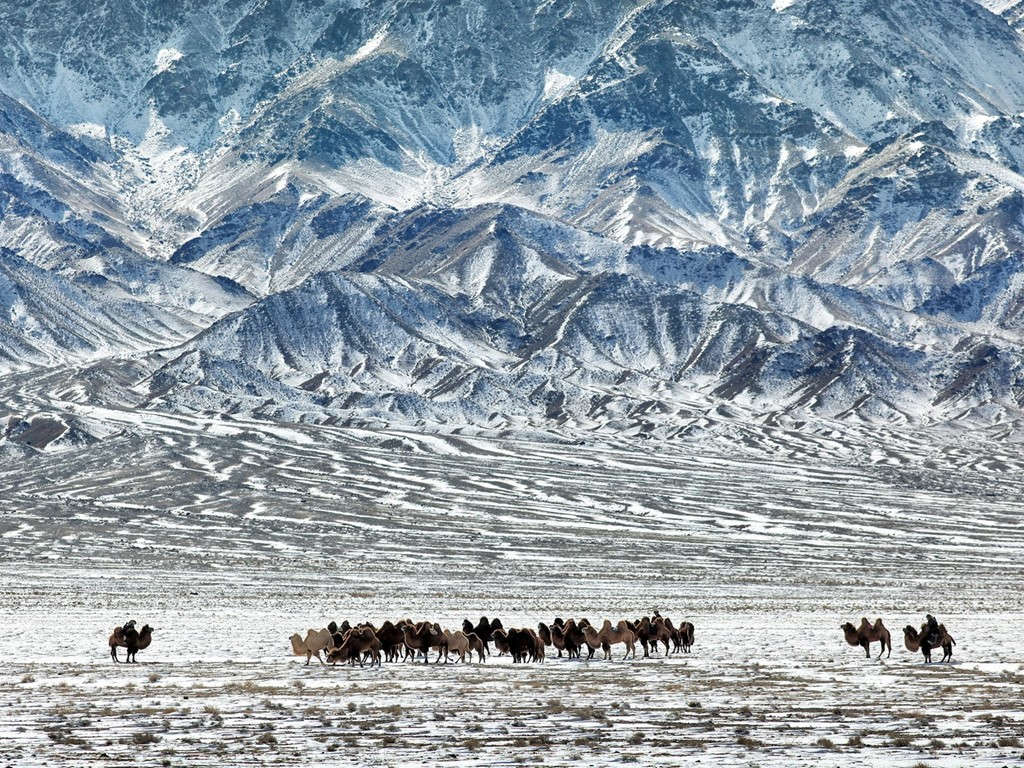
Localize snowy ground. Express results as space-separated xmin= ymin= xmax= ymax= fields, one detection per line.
xmin=1 ymin=410 xmax=1023 ymax=766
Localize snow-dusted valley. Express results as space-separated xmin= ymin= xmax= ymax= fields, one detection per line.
xmin=2 ymin=0 xmax=1024 ymax=765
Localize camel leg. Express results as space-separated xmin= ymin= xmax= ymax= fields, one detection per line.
xmin=111 ymin=646 xmax=119 ymax=663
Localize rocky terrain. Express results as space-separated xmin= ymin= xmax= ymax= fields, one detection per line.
xmin=2 ymin=0 xmax=1024 ymax=437
xmin=2 ymin=3 xmax=1024 ymax=765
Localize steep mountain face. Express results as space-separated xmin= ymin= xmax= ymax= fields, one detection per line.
xmin=2 ymin=0 xmax=1024 ymax=441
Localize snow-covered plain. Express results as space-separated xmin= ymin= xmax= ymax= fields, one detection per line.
xmin=1 ymin=406 xmax=1022 ymax=766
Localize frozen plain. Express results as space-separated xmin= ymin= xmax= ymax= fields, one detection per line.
xmin=0 ymin=404 xmax=1022 ymax=766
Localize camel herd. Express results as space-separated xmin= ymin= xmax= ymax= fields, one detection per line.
xmin=104 ymin=612 xmax=959 ymax=667
xmin=841 ymin=615 xmax=956 ymax=663
xmin=289 ymin=612 xmax=695 ymax=667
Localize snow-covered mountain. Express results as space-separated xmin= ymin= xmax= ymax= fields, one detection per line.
xmin=3 ymin=0 xmax=1024 ymax=441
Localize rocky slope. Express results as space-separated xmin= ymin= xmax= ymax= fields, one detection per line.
xmin=2 ymin=0 xmax=1024 ymax=441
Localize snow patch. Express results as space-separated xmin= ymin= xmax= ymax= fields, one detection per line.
xmin=65 ymin=123 xmax=107 ymax=141
xmin=153 ymin=48 xmax=184 ymax=75
xmin=543 ymin=69 xmax=576 ymax=101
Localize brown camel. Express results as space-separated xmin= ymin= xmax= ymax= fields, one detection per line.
xmin=526 ymin=628 xmax=545 ymax=662
xmin=327 ymin=626 xmax=381 ymax=667
xmin=840 ymin=617 xmax=891 ymax=659
xmin=401 ymin=622 xmax=446 ymax=664
xmin=492 ymin=628 xmax=511 ymax=657
xmin=466 ymin=631 xmax=487 ymax=663
xmin=677 ymin=621 xmax=695 ymax=653
xmin=599 ymin=619 xmax=637 ymax=660
xmin=581 ymin=623 xmax=611 ymax=660
xmin=109 ymin=623 xmax=154 ymax=663
xmin=375 ymin=621 xmax=405 ymax=663
xmin=904 ymin=622 xmax=955 ymax=663
xmin=560 ymin=619 xmax=585 ymax=659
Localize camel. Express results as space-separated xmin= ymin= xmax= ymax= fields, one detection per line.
xmin=109 ymin=622 xmax=154 ymax=663
xmin=537 ymin=622 xmax=552 ymax=646
xmin=443 ymin=630 xmax=473 ymax=663
xmin=652 ymin=617 xmax=675 ymax=655
xmin=463 ymin=616 xmax=497 ymax=650
xmin=581 ymin=623 xmax=611 ymax=660
xmin=904 ymin=618 xmax=955 ymax=663
xmin=466 ymin=632 xmax=487 ymax=663
xmin=525 ymin=628 xmax=545 ymax=662
xmin=401 ymin=621 xmax=446 ymax=664
xmin=858 ymin=617 xmax=891 ymax=658
xmin=677 ymin=621 xmax=695 ymax=653
xmin=599 ymin=620 xmax=637 ymax=660
xmin=375 ymin=621 xmax=405 ymax=662
xmin=327 ymin=626 xmax=382 ymax=667
xmin=505 ymin=628 xmax=535 ymax=663
xmin=560 ymin=619 xmax=585 ymax=659
xmin=290 ymin=628 xmax=334 ymax=665
xmin=840 ymin=617 xmax=891 ymax=659
xmin=546 ymin=621 xmax=567 ymax=658
xmin=634 ymin=616 xmax=672 ymax=657
xmin=492 ymin=628 xmax=511 ymax=657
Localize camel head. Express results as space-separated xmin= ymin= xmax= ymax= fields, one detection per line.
xmin=903 ymin=625 xmax=917 ymax=638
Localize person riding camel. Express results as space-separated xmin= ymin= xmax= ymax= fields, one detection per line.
xmin=922 ymin=614 xmax=941 ymax=648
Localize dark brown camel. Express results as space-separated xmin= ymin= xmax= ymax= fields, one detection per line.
xmin=109 ymin=623 xmax=154 ymax=663
xmin=904 ymin=616 xmax=955 ymax=663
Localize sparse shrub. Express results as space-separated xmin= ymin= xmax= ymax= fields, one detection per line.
xmin=687 ymin=701 xmax=702 ymax=709
xmin=737 ymin=735 xmax=763 ymax=749
xmin=629 ymin=731 xmax=644 ymax=745
xmin=847 ymin=733 xmax=863 ymax=747
xmin=997 ymin=736 xmax=1022 ymax=747
xmin=131 ymin=732 xmax=160 ymax=746
xmin=148 ymin=673 xmax=161 ymax=683
xmin=257 ymin=732 xmax=277 ymax=746
xmin=890 ymin=733 xmax=914 ymax=747
xmin=816 ymin=737 xmax=836 ymax=750
xmin=546 ymin=699 xmax=565 ymax=714
xmin=347 ymin=701 xmax=357 ymax=713
xmin=739 ymin=705 xmax=752 ymax=716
